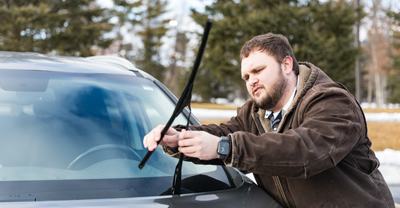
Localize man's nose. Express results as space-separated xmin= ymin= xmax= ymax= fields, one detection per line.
xmin=249 ymin=76 xmax=258 ymax=87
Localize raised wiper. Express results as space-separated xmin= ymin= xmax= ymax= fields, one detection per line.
xmin=138 ymin=20 xmax=212 ymax=194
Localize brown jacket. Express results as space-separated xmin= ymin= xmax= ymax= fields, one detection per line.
xmin=165 ymin=62 xmax=394 ymax=208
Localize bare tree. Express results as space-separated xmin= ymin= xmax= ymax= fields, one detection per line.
xmin=364 ymin=0 xmax=393 ymax=107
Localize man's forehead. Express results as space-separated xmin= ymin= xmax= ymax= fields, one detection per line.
xmin=243 ymin=49 xmax=263 ymax=59
xmin=241 ymin=51 xmax=271 ymax=69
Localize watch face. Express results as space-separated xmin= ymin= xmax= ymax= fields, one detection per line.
xmin=218 ymin=142 xmax=230 ymax=155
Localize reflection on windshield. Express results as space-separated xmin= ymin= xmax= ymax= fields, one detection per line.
xmin=0 ymin=70 xmax=218 ymax=182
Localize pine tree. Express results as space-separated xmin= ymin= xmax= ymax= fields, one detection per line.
xmin=190 ymin=0 xmax=362 ymax=101
xmin=295 ymin=0 xmax=361 ymax=94
xmin=386 ymin=11 xmax=400 ymax=103
xmin=132 ymin=0 xmax=169 ymax=81
xmin=109 ymin=0 xmax=142 ymax=57
xmin=0 ymin=0 xmax=113 ymax=56
xmin=190 ymin=0 xmax=252 ymax=101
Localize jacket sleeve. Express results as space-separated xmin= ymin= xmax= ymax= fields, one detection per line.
xmin=162 ymin=104 xmax=249 ymax=166
xmin=228 ymin=83 xmax=365 ymax=179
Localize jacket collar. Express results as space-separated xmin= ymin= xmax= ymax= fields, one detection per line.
xmin=251 ymin=62 xmax=314 ymax=132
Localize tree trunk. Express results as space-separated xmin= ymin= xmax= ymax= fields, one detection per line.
xmin=354 ymin=0 xmax=361 ymax=102
xmin=367 ymin=72 xmax=373 ymax=104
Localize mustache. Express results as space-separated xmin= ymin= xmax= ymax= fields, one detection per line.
xmin=251 ymin=84 xmax=264 ymax=94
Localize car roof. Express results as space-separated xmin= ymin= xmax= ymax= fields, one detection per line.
xmin=0 ymin=51 xmax=155 ymax=80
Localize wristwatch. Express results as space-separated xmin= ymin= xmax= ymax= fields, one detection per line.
xmin=217 ymin=136 xmax=230 ymax=160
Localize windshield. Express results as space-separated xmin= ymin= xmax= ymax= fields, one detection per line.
xmin=0 ymin=69 xmax=232 ymax=201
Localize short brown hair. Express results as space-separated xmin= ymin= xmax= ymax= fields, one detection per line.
xmin=240 ymin=33 xmax=299 ymax=75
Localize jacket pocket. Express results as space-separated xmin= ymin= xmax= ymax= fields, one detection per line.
xmin=342 ymin=154 xmax=363 ymax=172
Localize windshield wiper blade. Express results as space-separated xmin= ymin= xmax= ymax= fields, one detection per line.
xmin=138 ymin=19 xmax=212 ymax=171
xmin=139 ymin=20 xmax=212 ymax=195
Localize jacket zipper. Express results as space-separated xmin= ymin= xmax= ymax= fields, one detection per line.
xmin=253 ymin=115 xmax=291 ymax=208
xmin=273 ymin=176 xmax=291 ymax=208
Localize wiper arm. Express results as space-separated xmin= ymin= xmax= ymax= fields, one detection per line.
xmin=138 ymin=19 xmax=212 ymax=170
xmin=139 ymin=20 xmax=212 ymax=194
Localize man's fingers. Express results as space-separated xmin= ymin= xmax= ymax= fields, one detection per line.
xmin=143 ymin=126 xmax=184 ymax=151
xmin=154 ymin=125 xmax=165 ymax=142
xmin=166 ymin=127 xmax=178 ymax=136
xmin=163 ymin=134 xmax=177 ymax=143
xmin=143 ymin=125 xmax=166 ymax=151
xmin=178 ymin=137 xmax=195 ymax=147
xmin=179 ymin=129 xmax=199 ymax=140
xmin=178 ymin=146 xmax=196 ymax=155
xmin=177 ymin=130 xmax=220 ymax=160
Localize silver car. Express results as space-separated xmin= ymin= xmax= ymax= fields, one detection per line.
xmin=0 ymin=51 xmax=281 ymax=207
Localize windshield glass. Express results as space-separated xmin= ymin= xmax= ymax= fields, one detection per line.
xmin=0 ymin=69 xmax=231 ymax=200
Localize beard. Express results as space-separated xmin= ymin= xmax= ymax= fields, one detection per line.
xmin=252 ymin=69 xmax=287 ymax=111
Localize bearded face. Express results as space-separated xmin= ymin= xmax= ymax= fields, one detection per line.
xmin=241 ymin=51 xmax=291 ymax=112
xmin=251 ymin=68 xmax=287 ymax=110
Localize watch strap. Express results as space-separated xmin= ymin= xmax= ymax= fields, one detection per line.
xmin=221 ymin=136 xmax=229 ymax=142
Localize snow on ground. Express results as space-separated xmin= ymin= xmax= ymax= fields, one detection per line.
xmin=365 ymin=113 xmax=400 ymax=122
xmin=192 ymin=108 xmax=237 ymax=120
xmin=376 ymin=149 xmax=400 ymax=185
xmin=192 ymin=108 xmax=400 ymax=185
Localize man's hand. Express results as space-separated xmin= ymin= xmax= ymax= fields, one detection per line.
xmin=178 ymin=129 xmax=220 ymax=160
xmin=143 ymin=125 xmax=180 ymax=151
xmin=143 ymin=126 xmax=221 ymax=161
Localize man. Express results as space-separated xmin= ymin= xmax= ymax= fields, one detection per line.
xmin=143 ymin=33 xmax=394 ymax=207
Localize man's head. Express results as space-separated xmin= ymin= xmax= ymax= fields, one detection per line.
xmin=240 ymin=33 xmax=299 ymax=75
xmin=240 ymin=33 xmax=299 ymax=112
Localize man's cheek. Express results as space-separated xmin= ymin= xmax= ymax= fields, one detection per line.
xmin=246 ymin=85 xmax=252 ymax=95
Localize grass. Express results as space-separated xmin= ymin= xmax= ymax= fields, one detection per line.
xmin=363 ymin=108 xmax=400 ymax=113
xmin=193 ymin=102 xmax=400 ymax=151
xmin=191 ymin=102 xmax=238 ymax=110
xmin=367 ymin=122 xmax=400 ymax=151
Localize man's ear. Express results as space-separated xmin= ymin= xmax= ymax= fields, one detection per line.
xmin=282 ymin=56 xmax=293 ymax=75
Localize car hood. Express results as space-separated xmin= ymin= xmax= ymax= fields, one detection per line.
xmin=1 ymin=182 xmax=281 ymax=208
